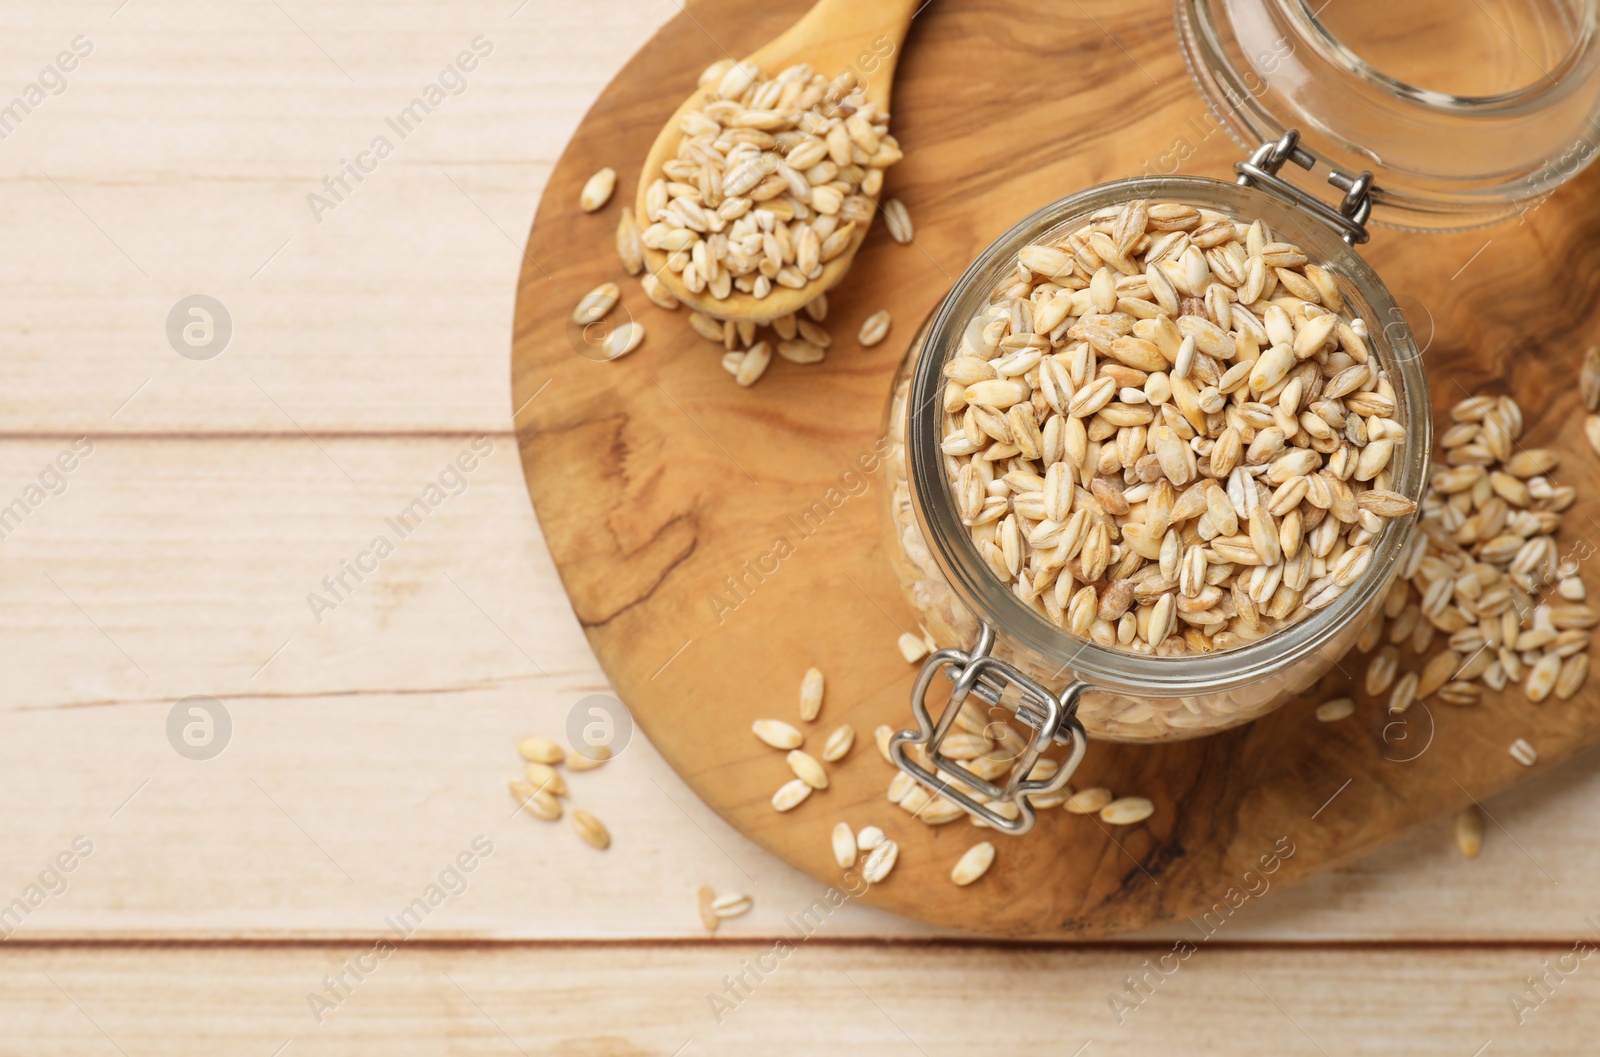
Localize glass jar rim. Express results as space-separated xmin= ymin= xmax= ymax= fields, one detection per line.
xmin=905 ymin=175 xmax=1432 ymax=698
xmin=1175 ymin=0 xmax=1600 ymax=230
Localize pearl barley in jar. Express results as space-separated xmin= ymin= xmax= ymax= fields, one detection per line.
xmin=941 ymin=198 xmax=1416 ymax=658
xmin=881 ymin=171 xmax=1430 ymax=836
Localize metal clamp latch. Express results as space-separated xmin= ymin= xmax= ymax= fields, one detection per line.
xmin=890 ymin=624 xmax=1088 ymax=835
xmin=1235 ymin=129 xmax=1374 ymax=246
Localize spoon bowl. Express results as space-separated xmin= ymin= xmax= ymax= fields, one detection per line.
xmin=635 ymin=0 xmax=920 ymax=324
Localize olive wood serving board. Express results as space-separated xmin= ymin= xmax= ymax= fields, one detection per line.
xmin=511 ymin=0 xmax=1600 ymax=937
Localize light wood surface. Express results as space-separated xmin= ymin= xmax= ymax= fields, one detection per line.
xmin=4 ymin=944 xmax=1598 ymax=1055
xmin=513 ymin=0 xmax=1600 ymax=938
xmin=2 ymin=0 xmax=1598 ymax=1048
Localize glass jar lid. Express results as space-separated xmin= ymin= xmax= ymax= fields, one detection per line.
xmin=1176 ymin=0 xmax=1600 ymax=229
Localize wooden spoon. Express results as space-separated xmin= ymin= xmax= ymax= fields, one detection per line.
xmin=635 ymin=0 xmax=921 ymax=324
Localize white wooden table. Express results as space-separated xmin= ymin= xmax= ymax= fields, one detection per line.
xmin=2 ymin=1 xmax=1597 ymax=1051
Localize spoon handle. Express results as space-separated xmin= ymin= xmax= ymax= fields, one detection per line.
xmin=757 ymin=0 xmax=924 ymax=105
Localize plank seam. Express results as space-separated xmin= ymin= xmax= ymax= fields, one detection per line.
xmin=0 ymin=937 xmax=1585 ymax=952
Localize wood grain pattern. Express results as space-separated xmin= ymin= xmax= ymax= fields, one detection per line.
xmin=6 ymin=943 xmax=1597 ymax=1055
xmin=512 ymin=0 xmax=1600 ymax=937
xmin=0 ymin=0 xmax=671 ymax=436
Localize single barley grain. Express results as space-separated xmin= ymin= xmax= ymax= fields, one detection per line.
xmin=1556 ymin=653 xmax=1589 ymax=699
xmin=711 ymin=893 xmax=752 ymax=918
xmin=1484 ymin=662 xmax=1509 ymax=691
xmin=735 ymin=341 xmax=772 ymax=386
xmin=898 ymin=632 xmax=930 ymax=663
xmin=1316 ymin=698 xmax=1354 ymax=722
xmin=688 ymin=312 xmax=724 ymax=342
xmin=524 ymin=762 xmax=567 ymax=796
xmin=832 ymin=821 xmax=857 ymax=868
xmin=616 ymin=208 xmax=643 ymax=275
xmin=874 ymin=724 xmax=895 ymax=762
xmin=1525 ymin=653 xmax=1561 ymax=702
xmin=566 ymin=746 xmax=611 ymax=771
xmin=1357 ymin=616 xmax=1385 ymax=653
xmin=1029 ymin=787 xmax=1073 ymax=809
xmin=698 ymin=58 xmax=735 ymax=87
xmin=951 ymin=841 xmax=996 ymax=886
xmin=787 ymin=749 xmax=829 ymax=789
xmin=857 ymin=825 xmax=887 ymax=851
xmin=517 ymin=737 xmax=565 ymax=765
xmin=1100 ymin=797 xmax=1155 ymax=825
xmin=1437 ymin=681 xmax=1481 ymax=706
xmin=1366 ymin=647 xmax=1399 ymax=696
xmin=939 ymin=732 xmax=993 ymax=760
xmin=580 ymin=167 xmax=616 ymax=212
xmin=882 ymin=198 xmax=913 ymax=244
xmin=859 ymin=310 xmax=892 ymax=346
xmin=1418 ymin=650 xmax=1461 ymax=700
xmin=1505 ymin=449 xmax=1560 ymax=477
xmin=777 ymin=339 xmax=826 ymax=364
xmin=697 ymin=885 xmax=720 ymax=933
xmin=1388 ymin=671 xmax=1419 ymax=714
xmin=862 ymin=839 xmax=899 ymax=882
xmin=1455 ymin=805 xmax=1484 ymax=858
xmin=773 ymin=778 xmax=813 ymax=812
xmin=1064 ymin=787 xmax=1113 ymax=814
xmin=1583 ymin=346 xmax=1600 ymax=411
xmin=1509 ymin=738 xmax=1538 ymax=767
xmin=604 ymin=321 xmax=644 ymax=360
xmin=509 ymin=779 xmax=561 ymax=820
xmin=799 ymin=666 xmax=824 ymax=721
xmin=899 ymin=787 xmax=940 ymax=822
xmin=753 ymin=719 xmax=804 ymax=750
xmin=917 ymin=797 xmax=967 ymax=825
xmin=822 ymin=723 xmax=855 ymax=762
xmin=573 ymin=282 xmax=620 ymax=325
xmin=640 ymin=273 xmax=679 ymax=310
xmin=1552 ymin=604 xmax=1599 ymax=629
xmin=796 ymin=317 xmax=831 ymax=348
xmin=572 ymin=809 xmax=611 ymax=849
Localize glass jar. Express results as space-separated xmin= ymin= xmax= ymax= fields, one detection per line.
xmin=883 ymin=0 xmax=1600 ymax=835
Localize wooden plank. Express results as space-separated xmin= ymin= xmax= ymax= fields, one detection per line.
xmin=0 ymin=0 xmax=674 ymax=435
xmin=0 ymin=437 xmax=1596 ymax=941
xmin=5 ymin=942 xmax=1597 ymax=1054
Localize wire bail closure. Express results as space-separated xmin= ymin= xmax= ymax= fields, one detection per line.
xmin=890 ymin=624 xmax=1088 ymax=835
xmin=1235 ymin=128 xmax=1375 ymax=246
